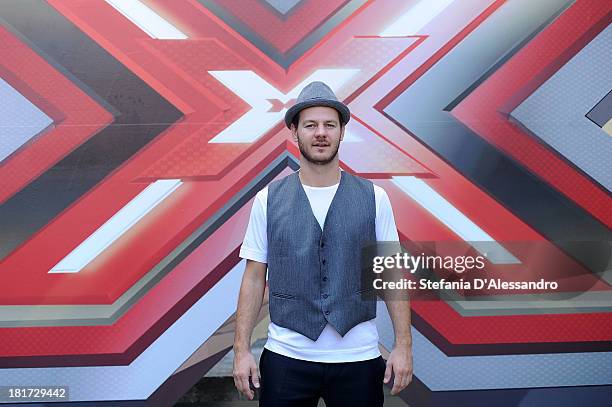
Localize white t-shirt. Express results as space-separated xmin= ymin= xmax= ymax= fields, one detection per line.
xmin=239 ymin=176 xmax=399 ymax=363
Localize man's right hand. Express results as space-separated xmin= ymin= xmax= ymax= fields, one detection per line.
xmin=232 ymin=349 xmax=260 ymax=400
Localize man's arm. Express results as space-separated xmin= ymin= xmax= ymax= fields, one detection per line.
xmin=375 ymin=186 xmax=413 ymax=395
xmin=383 ymin=298 xmax=413 ymax=395
xmin=233 ymin=259 xmax=267 ymax=400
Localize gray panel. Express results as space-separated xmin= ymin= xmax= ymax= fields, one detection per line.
xmin=263 ymin=0 xmax=302 ymax=15
xmin=0 ymin=78 xmax=53 ymax=162
xmin=511 ymin=25 xmax=612 ymax=191
xmin=586 ymin=90 xmax=612 ymax=128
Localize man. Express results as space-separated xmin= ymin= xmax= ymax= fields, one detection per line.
xmin=233 ymin=81 xmax=412 ymax=406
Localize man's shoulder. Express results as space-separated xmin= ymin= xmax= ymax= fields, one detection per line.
xmin=340 ymin=172 xmax=391 ymax=201
xmin=372 ymin=183 xmax=386 ymax=197
xmin=261 ymin=172 xmax=300 ymax=206
xmin=268 ymin=172 xmax=298 ymax=191
xmin=371 ymin=183 xmax=393 ymax=219
xmin=344 ymin=171 xmax=369 ymax=183
xmin=255 ymin=186 xmax=269 ymax=202
xmin=343 ymin=171 xmax=374 ymax=188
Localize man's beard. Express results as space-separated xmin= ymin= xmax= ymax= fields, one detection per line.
xmin=297 ymin=137 xmax=340 ymax=166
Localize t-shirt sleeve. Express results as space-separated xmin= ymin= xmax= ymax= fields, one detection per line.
xmin=374 ymin=185 xmax=400 ymax=242
xmin=239 ymin=188 xmax=268 ymax=263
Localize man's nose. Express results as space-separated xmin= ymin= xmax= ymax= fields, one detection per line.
xmin=314 ymin=124 xmax=327 ymax=136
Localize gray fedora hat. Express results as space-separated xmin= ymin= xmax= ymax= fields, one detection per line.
xmin=284 ymin=81 xmax=350 ymax=128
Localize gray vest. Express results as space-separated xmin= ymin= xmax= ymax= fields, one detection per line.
xmin=266 ymin=171 xmax=377 ymax=341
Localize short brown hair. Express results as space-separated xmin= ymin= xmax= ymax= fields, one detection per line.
xmin=290 ymin=108 xmax=343 ymax=130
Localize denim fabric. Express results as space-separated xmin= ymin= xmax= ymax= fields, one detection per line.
xmin=258 ymin=348 xmax=385 ymax=406
xmin=267 ymin=171 xmax=376 ymax=340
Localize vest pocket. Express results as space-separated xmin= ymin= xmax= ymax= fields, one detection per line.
xmin=270 ymin=291 xmax=296 ymax=300
xmin=355 ymin=287 xmax=376 ymax=300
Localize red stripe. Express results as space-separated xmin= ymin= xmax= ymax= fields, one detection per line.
xmin=413 ymin=300 xmax=612 ymax=344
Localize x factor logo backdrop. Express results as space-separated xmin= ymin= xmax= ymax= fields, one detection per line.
xmin=0 ymin=0 xmax=611 ymax=405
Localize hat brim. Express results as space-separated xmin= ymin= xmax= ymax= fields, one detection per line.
xmin=284 ymin=99 xmax=350 ymax=128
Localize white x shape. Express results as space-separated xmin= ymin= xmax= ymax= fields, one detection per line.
xmin=208 ymin=69 xmax=359 ymax=143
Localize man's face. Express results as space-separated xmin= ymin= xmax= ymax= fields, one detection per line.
xmin=292 ymin=106 xmax=344 ymax=166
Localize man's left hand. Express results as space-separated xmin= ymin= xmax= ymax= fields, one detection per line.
xmin=383 ymin=345 xmax=413 ymax=395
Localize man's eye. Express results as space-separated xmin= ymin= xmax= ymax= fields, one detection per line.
xmin=326 ymin=124 xmax=336 ymax=128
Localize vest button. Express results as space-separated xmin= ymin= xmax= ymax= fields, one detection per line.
xmin=324 ymin=311 xmax=330 ymax=315
xmin=320 ymin=242 xmax=325 ymax=248
xmin=322 ymin=259 xmax=326 ymax=265
xmin=322 ymin=277 xmax=328 ymax=282
xmin=322 ymin=294 xmax=328 ymax=299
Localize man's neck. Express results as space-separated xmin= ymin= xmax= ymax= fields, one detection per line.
xmin=298 ymin=160 xmax=341 ymax=187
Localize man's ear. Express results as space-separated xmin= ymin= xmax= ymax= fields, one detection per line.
xmin=340 ymin=124 xmax=345 ymax=142
xmin=290 ymin=124 xmax=298 ymax=142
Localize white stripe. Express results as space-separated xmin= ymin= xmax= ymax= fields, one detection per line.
xmin=342 ymin=127 xmax=363 ymax=142
xmin=392 ymin=176 xmax=520 ymax=264
xmin=379 ymin=0 xmax=454 ymax=36
xmin=105 ymin=0 xmax=187 ymax=39
xmin=49 ymin=180 xmax=183 ymax=273
xmin=208 ymin=69 xmax=359 ymax=143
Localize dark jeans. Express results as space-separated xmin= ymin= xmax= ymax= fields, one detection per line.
xmin=258 ymin=348 xmax=385 ymax=406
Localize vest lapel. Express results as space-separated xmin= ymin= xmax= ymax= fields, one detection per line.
xmin=321 ymin=171 xmax=345 ymax=233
